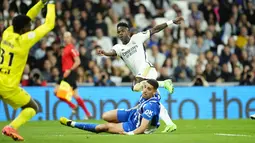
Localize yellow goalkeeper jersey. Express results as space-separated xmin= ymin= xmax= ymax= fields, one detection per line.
xmin=0 ymin=2 xmax=55 ymax=91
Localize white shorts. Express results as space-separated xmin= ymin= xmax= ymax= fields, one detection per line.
xmin=136 ymin=67 xmax=158 ymax=80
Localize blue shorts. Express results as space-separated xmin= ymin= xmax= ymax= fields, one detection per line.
xmin=117 ymin=109 xmax=136 ymax=132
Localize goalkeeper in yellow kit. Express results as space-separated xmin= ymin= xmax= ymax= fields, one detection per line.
xmin=0 ymin=0 xmax=55 ymax=141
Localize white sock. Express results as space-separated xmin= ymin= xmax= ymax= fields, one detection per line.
xmin=159 ymin=103 xmax=174 ymax=126
xmin=71 ymin=121 xmax=76 ymax=127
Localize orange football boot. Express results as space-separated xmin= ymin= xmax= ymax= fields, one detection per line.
xmin=2 ymin=126 xmax=24 ymax=141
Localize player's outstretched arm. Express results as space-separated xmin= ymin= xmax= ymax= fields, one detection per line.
xmin=26 ymin=0 xmax=49 ymax=21
xmin=97 ymin=49 xmax=117 ymax=57
xmin=150 ymin=16 xmax=184 ymax=36
xmin=21 ymin=1 xmax=55 ymax=48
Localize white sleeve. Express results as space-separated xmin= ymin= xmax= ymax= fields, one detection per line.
xmin=133 ymin=30 xmax=150 ymax=43
xmin=112 ymin=45 xmax=121 ymax=56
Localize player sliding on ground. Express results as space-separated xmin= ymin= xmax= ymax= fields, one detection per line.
xmin=60 ymin=79 xmax=161 ymax=135
xmin=0 ymin=0 xmax=55 ymax=141
xmin=97 ymin=16 xmax=184 ymax=133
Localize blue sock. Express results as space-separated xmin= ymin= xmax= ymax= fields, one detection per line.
xmin=74 ymin=122 xmax=98 ymax=133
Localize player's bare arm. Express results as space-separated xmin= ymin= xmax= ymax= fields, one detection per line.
xmin=122 ymin=118 xmax=150 ymax=135
xmin=132 ymin=118 xmax=150 ymax=134
xmin=150 ymin=16 xmax=184 ymax=35
xmin=97 ymin=49 xmax=117 ymax=56
xmin=21 ymin=0 xmax=55 ymax=48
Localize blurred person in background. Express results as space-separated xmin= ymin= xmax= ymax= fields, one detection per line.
xmin=159 ymin=57 xmax=175 ymax=81
xmin=220 ymin=45 xmax=232 ymax=65
xmin=49 ymin=67 xmax=60 ymax=83
xmin=27 ymin=68 xmax=47 ymax=86
xmin=147 ymin=44 xmax=166 ymax=70
xmin=231 ymin=66 xmax=243 ymax=82
xmin=217 ymin=63 xmax=233 ymax=82
xmin=221 ymin=15 xmax=237 ymax=45
xmin=190 ymin=64 xmax=209 ymax=86
xmin=212 ymin=55 xmax=221 ymax=77
xmin=203 ymin=62 xmax=217 ymax=82
xmin=245 ymin=36 xmax=255 ymax=61
xmin=240 ymin=65 xmax=255 ymax=85
xmin=93 ymin=28 xmax=113 ymax=52
xmin=190 ymin=35 xmax=210 ymax=55
xmin=191 ymin=75 xmax=209 ymax=86
xmin=41 ymin=59 xmax=52 ymax=82
xmin=183 ymin=44 xmax=198 ymax=70
xmin=235 ymin=26 xmax=249 ymax=49
xmin=76 ymin=66 xmax=86 ymax=83
xmin=174 ymin=57 xmax=193 ymax=82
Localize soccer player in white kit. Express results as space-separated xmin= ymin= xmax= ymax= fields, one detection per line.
xmin=97 ymin=16 xmax=184 ymax=133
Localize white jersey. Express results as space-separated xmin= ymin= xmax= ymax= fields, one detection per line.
xmin=112 ymin=30 xmax=154 ymax=76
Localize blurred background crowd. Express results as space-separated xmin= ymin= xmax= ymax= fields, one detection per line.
xmin=0 ymin=0 xmax=255 ymax=86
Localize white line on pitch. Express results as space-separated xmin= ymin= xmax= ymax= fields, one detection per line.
xmin=214 ymin=133 xmax=252 ymax=137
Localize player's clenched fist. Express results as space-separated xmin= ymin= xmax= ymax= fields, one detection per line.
xmin=97 ymin=49 xmax=106 ymax=56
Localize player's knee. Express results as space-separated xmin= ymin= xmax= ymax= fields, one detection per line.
xmin=102 ymin=112 xmax=110 ymax=121
xmin=96 ymin=124 xmax=108 ymax=132
xmin=22 ymin=98 xmax=39 ymax=113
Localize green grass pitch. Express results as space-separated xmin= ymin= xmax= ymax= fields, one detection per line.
xmin=0 ymin=120 xmax=254 ymax=143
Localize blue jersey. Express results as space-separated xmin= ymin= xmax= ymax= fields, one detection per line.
xmin=117 ymin=93 xmax=161 ymax=132
xmin=131 ymin=96 xmax=160 ymax=129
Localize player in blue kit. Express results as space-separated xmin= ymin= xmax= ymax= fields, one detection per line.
xmin=60 ymin=79 xmax=160 ymax=135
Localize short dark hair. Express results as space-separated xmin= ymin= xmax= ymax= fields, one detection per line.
xmin=117 ymin=22 xmax=129 ymax=29
xmin=147 ymin=79 xmax=159 ymax=90
xmin=12 ymin=15 xmax=31 ymax=33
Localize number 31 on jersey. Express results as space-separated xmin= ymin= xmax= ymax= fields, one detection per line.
xmin=0 ymin=48 xmax=14 ymax=74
